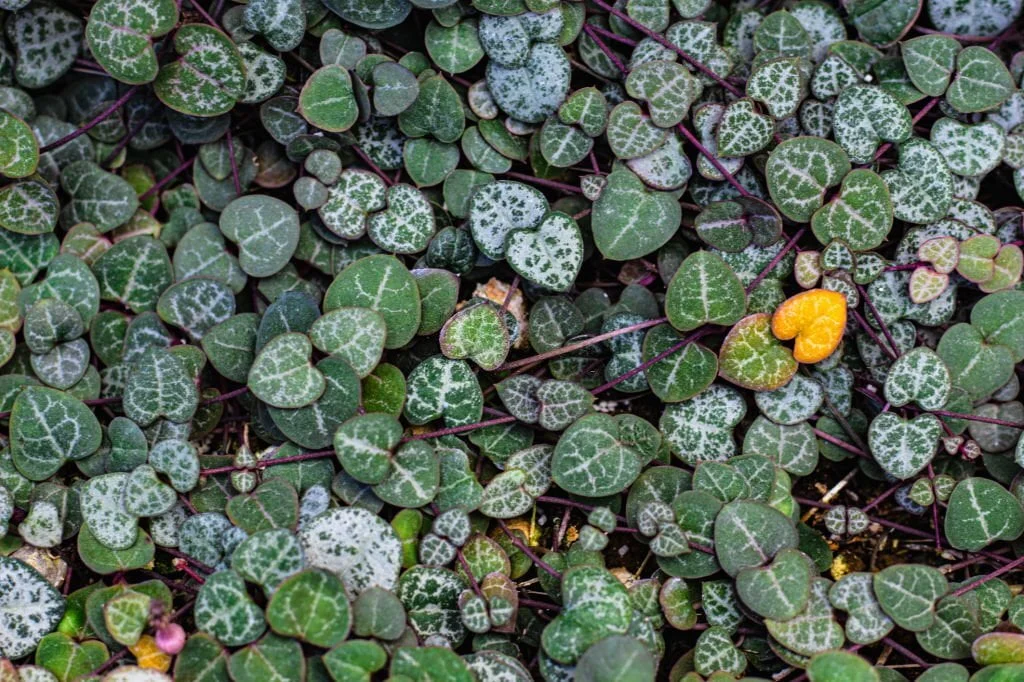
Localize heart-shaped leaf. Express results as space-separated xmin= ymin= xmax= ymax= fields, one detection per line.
xmin=219 ymin=195 xmax=300 ymax=278
xmin=931 ymin=118 xmax=1005 ymax=177
xmin=85 ymin=0 xmax=178 ymax=84
xmin=486 ymin=42 xmax=570 ymax=124
xmin=123 ymin=347 xmax=198 ymax=426
xmin=0 ymin=557 xmax=66 ymax=659
xmin=811 ymin=169 xmax=892 ymax=251
xmin=874 ymin=564 xmax=948 ymax=631
xmin=902 ymin=35 xmax=960 ymax=96
xmin=243 ymin=0 xmax=304 ymax=51
xmin=7 ymin=4 xmax=81 ymax=88
xmin=60 ymin=161 xmax=139 ymax=232
xmin=765 ymin=578 xmax=844 ymax=656
xmin=248 ymin=333 xmax=325 ymax=409
xmin=11 ymin=386 xmax=101 ymax=480
xmin=716 ymin=98 xmax=774 ymax=157
xmin=266 ymin=568 xmax=351 ymax=647
xmin=0 ymin=178 xmax=59 ymax=235
xmin=552 ymin=414 xmax=642 ymax=497
xmin=194 ymin=570 xmax=267 ymax=647
xmin=592 ymin=169 xmax=682 ymax=261
xmin=937 ymin=323 xmax=1014 ymax=400
xmin=767 ymin=137 xmax=851 ymax=222
xmin=505 ymin=211 xmax=584 ymax=292
xmin=157 ymin=277 xmax=235 ymax=342
xmin=736 ymin=547 xmax=812 ymax=621
xmin=440 ymin=303 xmax=509 ymax=371
xmin=868 ymin=412 xmax=941 ymax=479
xmin=404 ymin=355 xmax=482 ymax=427
xmin=748 ymin=57 xmax=804 ymax=119
xmin=35 ymin=632 xmax=108 ymax=682
xmin=884 ymin=347 xmax=951 ymax=410
xmin=665 ymin=250 xmax=747 ymax=332
xmin=719 ymin=313 xmax=798 ymax=390
xmin=301 ymin=507 xmax=402 ymax=597
xmin=829 ymin=572 xmax=894 ymax=644
xmin=0 ymin=110 xmax=38 ymax=179
xmin=944 ymin=477 xmax=1024 ymax=551
xmin=946 ymin=46 xmax=1015 ymax=114
xmin=367 ymin=184 xmax=436 ymax=255
xmin=154 ymin=24 xmax=245 ymax=116
xmin=625 ymin=59 xmax=702 ymax=128
xmin=833 ymin=84 xmax=912 ymax=164
xmin=325 ymin=255 xmax=421 ymax=349
xmin=881 ymin=138 xmax=953 ymax=224
xmin=715 ymin=499 xmax=799 ymax=576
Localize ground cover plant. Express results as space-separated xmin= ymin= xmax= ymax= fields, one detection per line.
xmin=2 ymin=0 xmax=1024 ymax=680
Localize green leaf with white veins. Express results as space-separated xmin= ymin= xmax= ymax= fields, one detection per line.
xmin=468 ymin=180 xmax=547 ymax=261
xmin=268 ymin=355 xmax=361 ymax=450
xmin=243 ymin=0 xmax=305 ymax=52
xmin=485 ymin=42 xmax=570 ymax=124
xmin=60 ymin=161 xmax=139 ymax=232
xmin=829 ymin=573 xmax=894 ymax=644
xmin=157 ymin=277 xmax=236 ymax=342
xmin=873 ymin=564 xmax=948 ymax=632
xmin=267 ymin=569 xmax=351 ymax=647
xmin=811 ymin=169 xmax=892 ymax=251
xmin=766 ymin=578 xmax=843 ymax=657
xmin=248 ymin=332 xmax=325 ymax=409
xmin=310 ymin=307 xmax=386 ymax=378
xmin=404 ymin=355 xmax=483 ymax=427
xmin=334 ymin=412 xmax=402 ymax=485
xmin=11 ymin=386 xmax=101 ymax=481
xmin=439 ymin=303 xmax=509 ymax=371
xmin=301 ymin=506 xmax=402 ymax=597
xmin=592 ymin=169 xmax=681 ymax=261
xmin=194 ymin=570 xmax=267 ymax=647
xmin=0 ymin=557 xmax=66 ymax=659
xmin=946 ymin=46 xmax=1015 ymax=114
xmin=85 ymin=0 xmax=178 ymax=84
xmin=368 ymin=184 xmax=436 ymax=254
xmin=552 ymin=414 xmax=642 ymax=497
xmin=665 ymin=250 xmax=747 ymax=332
xmin=714 ymin=499 xmax=799 ymax=577
xmin=606 ymin=101 xmax=668 ymax=161
xmin=173 ymin=222 xmax=247 ymax=293
xmin=882 ymin=139 xmax=953 ymax=224
xmin=736 ymin=548 xmax=812 ymax=621
xmin=625 ymin=59 xmax=703 ymax=128
xmin=868 ymin=412 xmax=941 ymax=479
xmin=219 ymin=195 xmax=299 ymax=278
xmin=318 ymin=169 xmax=387 ymax=240
xmin=0 ymin=178 xmax=58 ymax=235
xmin=82 ymin=472 xmax=137 ymax=549
xmin=883 ymin=347 xmax=951 ymax=410
xmin=123 ymin=347 xmax=199 ymax=426
xmin=659 ymin=384 xmax=746 ymax=465
xmin=324 ymin=255 xmax=421 ymax=349
xmin=944 ymin=477 xmax=1024 ymax=552
xmin=767 ymin=137 xmax=850 ymax=223
xmin=505 ymin=211 xmax=584 ymax=292
xmin=398 ymin=75 xmax=465 ymax=143
xmin=902 ymin=35 xmax=960 ymax=97
xmin=320 ymin=0 xmax=411 ymax=30
xmin=716 ymin=98 xmax=774 ymax=157
xmin=425 ymin=19 xmax=483 ymax=74
xmin=833 ymin=85 xmax=912 ymax=164
xmin=930 ymin=118 xmax=1006 ymax=177
xmin=154 ymin=24 xmax=246 ymax=117
xmin=747 ymin=57 xmax=805 ymax=119
xmin=0 ymin=111 xmax=37 ymax=179
xmin=7 ymin=3 xmax=81 ymax=88
xmin=299 ymin=65 xmax=358 ymax=133
xmin=666 ymin=21 xmax=733 ymax=86
xmin=93 ymin=236 xmax=173 ymax=314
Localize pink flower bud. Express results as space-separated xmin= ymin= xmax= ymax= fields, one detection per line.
xmin=156 ymin=623 xmax=186 ymax=655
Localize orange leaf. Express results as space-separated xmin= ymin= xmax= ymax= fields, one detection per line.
xmin=771 ymin=289 xmax=847 ymax=364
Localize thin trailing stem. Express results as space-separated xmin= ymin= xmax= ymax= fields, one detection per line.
xmin=746 ymin=228 xmax=805 ymax=293
xmin=199 ymin=448 xmax=334 ymax=476
xmin=497 ymin=519 xmax=562 ymax=579
xmin=352 ymin=145 xmax=395 ymax=186
xmin=40 ymin=86 xmax=140 ymax=153
xmin=591 ymin=327 xmax=713 ymax=395
xmin=140 ymin=157 xmax=196 ymax=200
xmin=950 ymin=554 xmax=1024 ymax=597
xmin=676 ymin=123 xmax=751 ymax=197
xmin=497 ymin=317 xmax=668 ymax=371
xmin=503 ymin=171 xmax=581 ymax=194
xmin=225 ymin=128 xmax=242 ymax=196
xmin=857 ymin=284 xmax=901 ymax=359
xmin=589 ymin=0 xmax=743 ymax=97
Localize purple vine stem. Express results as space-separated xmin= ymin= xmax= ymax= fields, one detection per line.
xmin=140 ymin=157 xmax=196 ymax=200
xmin=589 ymin=0 xmax=743 ymax=97
xmin=856 ymin=284 xmax=901 ymax=358
xmin=498 ymin=317 xmax=667 ymax=371
xmin=503 ymin=171 xmax=582 ymax=195
xmin=225 ymin=127 xmax=242 ymax=196
xmin=949 ymin=554 xmax=1024 ymax=597
xmin=352 ymin=145 xmax=395 ymax=187
xmin=583 ymin=25 xmax=629 ymax=76
xmin=40 ymin=86 xmax=139 ymax=153
xmin=747 ymin=228 xmax=805 ymax=293
xmin=676 ymin=123 xmax=751 ymax=197
xmin=497 ymin=519 xmax=562 ymax=579
xmin=591 ymin=327 xmax=713 ymax=395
